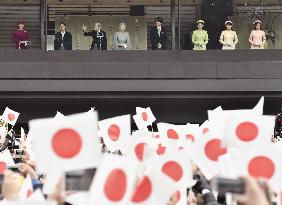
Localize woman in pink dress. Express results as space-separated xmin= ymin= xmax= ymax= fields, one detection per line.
xmin=249 ymin=20 xmax=266 ymax=49
xmin=13 ymin=19 xmax=29 ymax=49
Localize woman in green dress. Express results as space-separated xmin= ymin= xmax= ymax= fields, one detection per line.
xmin=192 ymin=20 xmax=209 ymax=50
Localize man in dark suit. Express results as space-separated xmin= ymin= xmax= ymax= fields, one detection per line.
xmin=82 ymin=23 xmax=107 ymax=50
xmin=54 ymin=22 xmax=72 ymax=50
xmin=150 ymin=17 xmax=167 ymax=50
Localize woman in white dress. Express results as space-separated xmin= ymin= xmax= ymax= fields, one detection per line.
xmin=219 ymin=21 xmax=238 ymax=50
xmin=249 ymin=20 xmax=266 ymax=49
xmin=112 ymin=23 xmax=131 ymax=50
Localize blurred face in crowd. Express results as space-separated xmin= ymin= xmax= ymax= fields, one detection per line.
xmin=197 ymin=23 xmax=204 ymax=30
xmin=60 ymin=23 xmax=66 ymax=32
xmin=119 ymin=23 xmax=126 ymax=32
xmin=94 ymin=23 xmax=102 ymax=32
xmin=18 ymin=23 xmax=24 ymax=30
xmin=155 ymin=21 xmax=162 ymax=27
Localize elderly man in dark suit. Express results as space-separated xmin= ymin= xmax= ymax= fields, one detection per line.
xmin=54 ymin=22 xmax=72 ymax=50
xmin=150 ymin=17 xmax=167 ymax=50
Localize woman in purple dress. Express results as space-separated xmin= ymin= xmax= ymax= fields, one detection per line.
xmin=13 ymin=19 xmax=29 ymax=49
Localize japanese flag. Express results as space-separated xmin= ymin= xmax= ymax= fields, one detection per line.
xmin=223 ymin=115 xmax=275 ymax=149
xmin=1 ymin=107 xmax=20 ymax=126
xmin=29 ymin=111 xmax=101 ymax=174
xmin=122 ymin=131 xmax=158 ymax=162
xmin=130 ymin=169 xmax=178 ymax=205
xmin=19 ymin=175 xmax=33 ymax=200
xmin=88 ymin=154 xmax=139 ymax=205
xmin=149 ymin=149 xmax=194 ymax=189
xmin=98 ymin=115 xmax=131 ymax=152
xmin=157 ymin=123 xmax=185 ymax=141
xmin=192 ymin=131 xmax=227 ymax=180
xmin=233 ymin=146 xmax=282 ymax=192
xmin=133 ymin=107 xmax=156 ymax=130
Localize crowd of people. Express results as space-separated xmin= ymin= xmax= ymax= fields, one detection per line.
xmin=0 ymin=100 xmax=280 ymax=205
xmin=13 ymin=17 xmax=266 ymax=51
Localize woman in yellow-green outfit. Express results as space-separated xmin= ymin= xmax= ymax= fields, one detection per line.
xmin=192 ymin=20 xmax=209 ymax=50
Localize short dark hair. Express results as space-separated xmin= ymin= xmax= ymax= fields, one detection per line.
xmin=155 ymin=17 xmax=163 ymax=24
xmin=59 ymin=22 xmax=67 ymax=27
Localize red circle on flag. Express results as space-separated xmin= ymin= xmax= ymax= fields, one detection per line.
xmin=186 ymin=134 xmax=195 ymax=142
xmin=236 ymin=122 xmax=259 ymax=142
xmin=167 ymin=129 xmax=179 ymax=140
xmin=204 ymin=139 xmax=227 ymax=161
xmin=248 ymin=156 xmax=275 ymax=179
xmin=104 ymin=169 xmax=127 ymax=202
xmin=162 ymin=161 xmax=183 ymax=181
xmin=135 ymin=143 xmax=147 ymax=161
xmin=203 ymin=128 xmax=209 ymax=135
xmin=51 ymin=128 xmax=82 ymax=159
xmin=0 ymin=162 xmax=6 ymax=174
xmin=131 ymin=176 xmax=152 ymax=202
xmin=142 ymin=112 xmax=148 ymax=122
xmin=8 ymin=113 xmax=15 ymax=121
xmin=156 ymin=144 xmax=166 ymax=155
xmin=108 ymin=124 xmax=120 ymax=141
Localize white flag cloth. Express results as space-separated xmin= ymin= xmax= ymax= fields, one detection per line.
xmin=133 ymin=107 xmax=156 ymax=130
xmin=98 ymin=115 xmax=131 ymax=152
xmin=54 ymin=111 xmax=65 ymax=120
xmin=29 ymin=112 xmax=101 ymax=194
xmin=192 ymin=131 xmax=227 ymax=180
xmin=130 ymin=169 xmax=178 ymax=205
xmin=1 ymin=107 xmax=20 ymax=126
xmin=1 ymin=201 xmax=56 ymax=205
xmin=65 ymin=192 xmax=89 ymax=205
xmin=19 ymin=175 xmax=33 ymax=200
xmin=252 ymin=96 xmax=264 ymax=115
xmin=232 ymin=146 xmax=282 ymax=192
xmin=0 ymin=149 xmax=16 ymax=168
xmin=200 ymin=120 xmax=211 ymax=136
xmin=88 ymin=154 xmax=139 ymax=205
xmin=223 ymin=115 xmax=275 ymax=149
xmin=0 ymin=126 xmax=8 ymax=144
xmin=27 ymin=189 xmax=45 ymax=202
